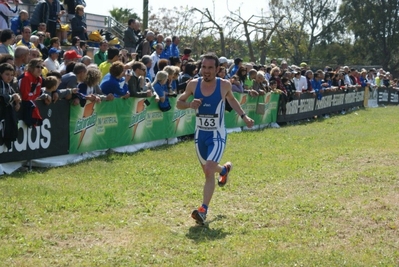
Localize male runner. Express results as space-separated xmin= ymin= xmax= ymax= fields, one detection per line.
xmin=176 ymin=53 xmax=255 ymax=224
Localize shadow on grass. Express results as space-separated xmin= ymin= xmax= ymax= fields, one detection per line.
xmin=185 ymin=215 xmax=231 ymax=243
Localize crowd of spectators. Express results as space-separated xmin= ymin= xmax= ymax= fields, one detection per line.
xmin=1 ymin=0 xmax=399 ymax=147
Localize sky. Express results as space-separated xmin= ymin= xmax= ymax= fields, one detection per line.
xmin=85 ymin=0 xmax=270 ymax=21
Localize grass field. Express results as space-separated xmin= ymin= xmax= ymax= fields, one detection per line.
xmin=1 ymin=107 xmax=398 ymax=267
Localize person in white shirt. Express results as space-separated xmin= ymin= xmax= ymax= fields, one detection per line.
xmin=44 ymin=47 xmax=61 ymax=72
xmin=292 ymin=71 xmax=307 ymax=96
xmin=149 ymin=43 xmax=163 ymax=80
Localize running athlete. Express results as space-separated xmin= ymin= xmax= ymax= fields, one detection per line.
xmin=176 ymin=53 xmax=255 ymax=224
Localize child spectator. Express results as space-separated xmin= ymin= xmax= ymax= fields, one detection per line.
xmin=18 ymin=58 xmax=48 ymax=127
xmin=152 ymin=70 xmax=170 ymax=112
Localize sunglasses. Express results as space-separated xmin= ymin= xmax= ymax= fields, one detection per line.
xmin=35 ymin=65 xmax=44 ymax=69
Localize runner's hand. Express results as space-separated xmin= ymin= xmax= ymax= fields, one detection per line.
xmin=189 ymin=98 xmax=202 ymax=109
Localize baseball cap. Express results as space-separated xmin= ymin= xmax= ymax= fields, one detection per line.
xmin=63 ymin=50 xmax=82 ymax=60
xmin=219 ymin=56 xmax=228 ymax=64
xmin=300 ymin=62 xmax=307 ymax=67
xmin=48 ymin=47 xmax=61 ymax=55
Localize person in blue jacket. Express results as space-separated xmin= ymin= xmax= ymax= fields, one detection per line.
xmin=100 ymin=61 xmax=130 ymax=99
xmin=10 ymin=10 xmax=30 ymax=36
xmin=170 ymin=35 xmax=180 ymax=57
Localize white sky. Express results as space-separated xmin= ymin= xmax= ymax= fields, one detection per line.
xmin=85 ymin=0 xmax=270 ymax=21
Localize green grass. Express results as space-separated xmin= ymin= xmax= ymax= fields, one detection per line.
xmin=1 ymin=107 xmax=399 ymax=267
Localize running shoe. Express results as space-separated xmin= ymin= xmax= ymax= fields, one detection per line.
xmin=191 ymin=206 xmax=207 ymax=224
xmin=218 ymin=162 xmax=232 ymax=187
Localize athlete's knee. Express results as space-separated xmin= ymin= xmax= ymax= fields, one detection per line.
xmin=203 ymin=161 xmax=218 ymax=178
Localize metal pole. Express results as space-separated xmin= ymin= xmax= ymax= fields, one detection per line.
xmin=143 ymin=0 xmax=149 ymax=30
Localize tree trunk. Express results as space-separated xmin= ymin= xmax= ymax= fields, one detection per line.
xmin=243 ymin=21 xmax=255 ymax=62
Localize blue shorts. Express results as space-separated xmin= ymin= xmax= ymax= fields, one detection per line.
xmin=194 ymin=130 xmax=226 ymax=165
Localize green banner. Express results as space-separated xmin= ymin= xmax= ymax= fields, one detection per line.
xmin=69 ymin=93 xmax=280 ymax=154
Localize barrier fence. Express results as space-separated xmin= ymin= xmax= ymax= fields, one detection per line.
xmin=0 ymin=87 xmax=395 ymax=169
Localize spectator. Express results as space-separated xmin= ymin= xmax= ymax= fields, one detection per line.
xmin=229 ymin=58 xmax=243 ymax=77
xmin=157 ymin=59 xmax=168 ymax=72
xmin=141 ymin=31 xmax=155 ymax=57
xmin=216 ymin=66 xmax=227 ymax=79
xmin=127 ymin=61 xmax=153 ymax=98
xmin=10 ymin=10 xmax=29 ymax=36
xmin=16 ymin=26 xmax=38 ymax=50
xmin=169 ymin=56 xmax=181 ymax=68
xmin=94 ymin=40 xmax=108 ymax=66
xmin=100 ymin=61 xmax=130 ymax=98
xmin=304 ymin=70 xmax=314 ymax=93
xmin=58 ymin=63 xmax=87 ymax=89
xmin=35 ymin=31 xmax=48 ymax=59
xmin=252 ymin=71 xmax=267 ymax=95
xmin=60 ymin=50 xmax=81 ymax=74
xmin=152 ymin=70 xmax=171 ymax=112
xmin=98 ymin=47 xmax=120 ymax=78
xmin=30 ymin=0 xmax=62 ymax=38
xmin=152 ymin=33 xmax=164 ymax=51
xmin=177 ymin=62 xmax=196 ymax=93
xmin=19 ymin=58 xmax=47 ymax=126
xmin=236 ymin=66 xmax=248 ymax=87
xmin=0 ymin=29 xmax=15 ymax=56
xmin=32 ymin=23 xmax=50 ymax=46
xmin=70 ymin=36 xmax=83 ymax=57
xmin=0 ymin=0 xmax=19 ymax=30
xmin=41 ymin=76 xmax=60 ymax=104
xmin=292 ymin=71 xmax=307 ymax=96
xmin=149 ymin=43 xmax=163 ymax=79
xmin=81 ymin=55 xmax=92 ymax=66
xmin=44 ymin=47 xmax=61 ymax=72
xmin=181 ymin=48 xmax=191 ymax=61
xmin=123 ymin=18 xmax=142 ymax=53
xmin=244 ymin=69 xmax=257 ymax=89
xmin=70 ymin=5 xmax=87 ymax=41
xmin=160 ymin=36 xmax=172 ymax=60
xmin=311 ymin=72 xmax=323 ymax=100
xmin=170 ymin=35 xmax=180 ymax=58
xmin=0 ymin=62 xmax=20 ymax=149
xmin=77 ymin=67 xmax=103 ymax=103
xmin=140 ymin=55 xmax=153 ymax=82
xmin=14 ymin=46 xmax=30 ymax=77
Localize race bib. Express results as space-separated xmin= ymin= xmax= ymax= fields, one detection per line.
xmin=196 ymin=114 xmax=219 ymax=131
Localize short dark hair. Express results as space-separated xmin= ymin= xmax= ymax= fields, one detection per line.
xmin=128 ymin=19 xmax=136 ymax=26
xmin=172 ymin=35 xmax=179 ymax=42
xmin=46 ymin=70 xmax=62 ymax=80
xmin=50 ymin=37 xmax=59 ymax=47
xmin=0 ymin=63 xmax=14 ymax=74
xmin=202 ymin=53 xmax=219 ymax=68
xmin=107 ymin=47 xmax=120 ymax=60
xmin=71 ymin=36 xmax=80 ymax=46
xmin=169 ymin=56 xmax=181 ymax=66
xmin=0 ymin=29 xmax=13 ymax=43
xmin=66 ymin=62 xmax=76 ymax=73
xmin=184 ymin=62 xmax=196 ymax=76
xmin=0 ymin=54 xmax=14 ymax=64
xmin=157 ymin=59 xmax=168 ymax=71
xmin=132 ymin=61 xmax=145 ymax=71
xmin=73 ymin=63 xmax=87 ymax=75
xmin=44 ymin=76 xmax=58 ymax=90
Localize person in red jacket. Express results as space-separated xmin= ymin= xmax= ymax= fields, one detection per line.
xmin=18 ymin=58 xmax=49 ymax=126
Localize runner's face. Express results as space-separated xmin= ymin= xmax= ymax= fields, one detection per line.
xmin=201 ymin=59 xmax=218 ymax=82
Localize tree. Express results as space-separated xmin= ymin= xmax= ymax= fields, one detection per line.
xmin=340 ymin=0 xmax=399 ymax=71
xmin=109 ymin=7 xmax=140 ymax=25
xmin=269 ymin=0 xmax=341 ymax=65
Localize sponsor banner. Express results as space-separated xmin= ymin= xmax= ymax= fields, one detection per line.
xmin=253 ymin=92 xmax=280 ymax=125
xmin=0 ymin=100 xmax=69 ymax=163
xmin=170 ymin=96 xmax=196 ymax=138
xmin=277 ymin=88 xmax=365 ymax=123
xmin=377 ymin=87 xmax=399 ymax=105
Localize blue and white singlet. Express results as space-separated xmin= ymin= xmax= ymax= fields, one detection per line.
xmin=194 ymin=77 xmax=227 ymax=165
